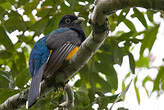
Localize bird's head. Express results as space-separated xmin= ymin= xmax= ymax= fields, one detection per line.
xmin=58 ymin=14 xmax=86 ymax=41
xmin=58 ymin=14 xmax=85 ymax=28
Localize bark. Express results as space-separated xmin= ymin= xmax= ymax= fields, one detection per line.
xmin=0 ymin=0 xmax=164 ymax=109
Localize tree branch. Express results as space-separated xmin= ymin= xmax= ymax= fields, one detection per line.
xmin=0 ymin=0 xmax=164 ymax=109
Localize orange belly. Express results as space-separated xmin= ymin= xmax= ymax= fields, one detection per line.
xmin=65 ymin=46 xmax=79 ymax=60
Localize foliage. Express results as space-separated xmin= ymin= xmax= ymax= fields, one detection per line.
xmin=0 ymin=0 xmax=163 ymax=110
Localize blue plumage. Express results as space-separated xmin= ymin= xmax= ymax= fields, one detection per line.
xmin=29 ymin=36 xmax=49 ymax=76
xmin=29 ymin=28 xmax=70 ymax=77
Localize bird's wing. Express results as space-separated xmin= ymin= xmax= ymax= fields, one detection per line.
xmin=45 ymin=42 xmax=76 ymax=78
xmin=26 ymin=63 xmax=46 ymax=109
xmin=46 ymin=29 xmax=81 ymax=49
xmin=44 ymin=28 xmax=81 ymax=78
xmin=29 ymin=36 xmax=49 ymax=76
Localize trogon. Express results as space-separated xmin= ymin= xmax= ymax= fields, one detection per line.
xmin=26 ymin=15 xmax=86 ymax=109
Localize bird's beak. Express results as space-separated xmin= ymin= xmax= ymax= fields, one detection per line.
xmin=74 ymin=17 xmax=85 ymax=24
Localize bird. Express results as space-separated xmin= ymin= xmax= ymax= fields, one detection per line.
xmin=26 ymin=14 xmax=86 ymax=109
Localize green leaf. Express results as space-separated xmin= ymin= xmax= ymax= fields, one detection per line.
xmin=0 ymin=6 xmax=7 ymax=20
xmin=42 ymin=0 xmax=57 ymax=6
xmin=24 ymin=0 xmax=39 ymax=15
xmin=96 ymin=94 xmax=119 ymax=109
xmin=119 ymin=31 xmax=134 ymax=40
xmin=122 ymin=81 xmax=125 ymax=99
xmin=0 ymin=0 xmax=7 ymax=3
xmin=0 ymin=1 xmax=11 ymax=10
xmin=60 ymin=1 xmax=73 ymax=14
xmin=128 ymin=53 xmax=135 ymax=74
xmin=0 ymin=50 xmax=12 ymax=59
xmin=0 ymin=88 xmax=19 ymax=103
xmin=113 ymin=47 xmax=124 ymax=65
xmin=108 ymin=14 xmax=118 ymax=32
xmin=123 ymin=19 xmax=136 ymax=32
xmin=7 ymin=50 xmax=28 ymax=82
xmin=136 ymin=56 xmax=149 ymax=68
xmin=73 ymin=87 xmax=92 ymax=109
xmin=81 ymin=59 xmax=114 ymax=93
xmin=18 ymin=36 xmax=34 ymax=47
xmin=142 ymin=76 xmax=152 ymax=87
xmin=109 ymin=80 xmax=132 ymax=110
xmin=134 ymin=77 xmax=140 ymax=104
xmin=0 ymin=71 xmax=10 ymax=88
xmin=4 ymin=11 xmax=27 ymax=33
xmin=30 ymin=18 xmax=49 ymax=35
xmin=15 ymin=68 xmax=30 ymax=88
xmin=36 ymin=8 xmax=53 ymax=17
xmin=147 ymin=10 xmax=155 ymax=23
xmin=142 ymin=76 xmax=152 ymax=96
xmin=118 ymin=9 xmax=130 ymax=24
xmin=140 ymin=24 xmax=159 ymax=55
xmin=132 ymin=8 xmax=147 ymax=28
xmin=96 ymin=94 xmax=119 ymax=104
xmin=0 ymin=70 xmax=15 ymax=89
xmin=0 ymin=26 xmax=13 ymax=49
xmin=44 ymin=14 xmax=62 ymax=35
xmin=16 ymin=0 xmax=29 ymax=7
xmin=153 ymin=66 xmax=164 ymax=92
xmin=67 ymin=0 xmax=79 ymax=10
xmin=117 ymin=107 xmax=129 ymax=110
xmin=96 ymin=53 xmax=118 ymax=90
xmin=120 ymin=80 xmax=132 ymax=100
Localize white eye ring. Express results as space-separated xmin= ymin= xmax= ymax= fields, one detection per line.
xmin=65 ymin=18 xmax=71 ymax=24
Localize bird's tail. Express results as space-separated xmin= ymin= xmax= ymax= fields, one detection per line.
xmin=26 ymin=63 xmax=46 ymax=109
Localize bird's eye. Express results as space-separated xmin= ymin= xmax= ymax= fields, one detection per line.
xmin=65 ymin=18 xmax=71 ymax=24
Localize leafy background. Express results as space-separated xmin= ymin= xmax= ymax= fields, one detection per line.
xmin=0 ymin=0 xmax=164 ymax=110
